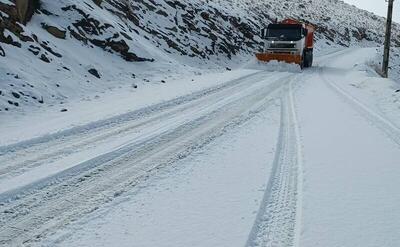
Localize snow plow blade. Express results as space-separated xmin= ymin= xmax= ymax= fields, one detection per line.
xmin=256 ymin=53 xmax=302 ymax=65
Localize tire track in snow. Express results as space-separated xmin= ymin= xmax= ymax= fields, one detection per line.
xmin=320 ymin=69 xmax=400 ymax=147
xmin=0 ymin=71 xmax=265 ymax=154
xmin=246 ymin=79 xmax=303 ymax=247
xmin=0 ymin=73 xmax=295 ymax=246
xmin=0 ymin=72 xmax=285 ymax=192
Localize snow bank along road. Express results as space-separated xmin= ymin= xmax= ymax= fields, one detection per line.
xmin=1 ymin=48 xmax=400 ymax=246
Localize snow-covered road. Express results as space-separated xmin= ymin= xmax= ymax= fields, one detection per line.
xmin=1 ymin=48 xmax=400 ymax=246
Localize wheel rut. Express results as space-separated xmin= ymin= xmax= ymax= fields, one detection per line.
xmin=320 ymin=69 xmax=400 ymax=148
xmin=0 ymin=73 xmax=294 ymax=246
xmin=246 ymin=81 xmax=303 ymax=247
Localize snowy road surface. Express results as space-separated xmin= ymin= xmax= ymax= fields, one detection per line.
xmin=1 ymin=48 xmax=400 ymax=247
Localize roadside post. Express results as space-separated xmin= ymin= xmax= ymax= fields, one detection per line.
xmin=382 ymin=0 xmax=395 ymax=78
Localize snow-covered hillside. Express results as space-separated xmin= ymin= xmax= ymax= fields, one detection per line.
xmin=0 ymin=0 xmax=399 ymax=113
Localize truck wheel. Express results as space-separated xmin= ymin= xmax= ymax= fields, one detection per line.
xmin=305 ymin=50 xmax=313 ymax=68
xmin=308 ymin=51 xmax=313 ymax=67
xmin=300 ymin=57 xmax=305 ymax=70
xmin=301 ymin=52 xmax=307 ymax=69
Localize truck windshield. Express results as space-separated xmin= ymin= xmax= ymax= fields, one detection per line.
xmin=267 ymin=24 xmax=302 ymax=41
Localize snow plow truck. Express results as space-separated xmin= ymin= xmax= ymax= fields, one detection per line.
xmin=256 ymin=19 xmax=315 ymax=69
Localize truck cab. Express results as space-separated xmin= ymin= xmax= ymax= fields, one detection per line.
xmin=257 ymin=19 xmax=315 ymax=69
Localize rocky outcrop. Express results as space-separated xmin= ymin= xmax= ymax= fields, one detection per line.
xmin=63 ymin=4 xmax=152 ymax=62
xmin=92 ymin=0 xmax=103 ymax=7
xmin=16 ymin=0 xmax=40 ymax=25
xmin=2 ymin=0 xmax=399 ymax=65
xmin=0 ymin=3 xmax=26 ymax=49
xmin=42 ymin=24 xmax=66 ymax=39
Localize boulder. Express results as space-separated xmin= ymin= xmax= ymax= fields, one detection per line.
xmin=16 ymin=0 xmax=40 ymax=25
xmin=92 ymin=0 xmax=102 ymax=7
xmin=43 ymin=24 xmax=66 ymax=39
xmin=88 ymin=68 xmax=101 ymax=78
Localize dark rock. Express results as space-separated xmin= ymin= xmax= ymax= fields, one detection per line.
xmin=120 ymin=32 xmax=132 ymax=40
xmin=105 ymin=39 xmax=152 ymax=62
xmin=0 ymin=32 xmax=22 ymax=48
xmin=161 ymin=80 xmax=166 ymax=83
xmin=40 ymin=54 xmax=50 ymax=63
xmin=200 ymin=12 xmax=210 ymax=21
xmin=69 ymin=29 xmax=87 ymax=43
xmin=0 ymin=45 xmax=5 ymax=57
xmin=16 ymin=0 xmax=40 ymax=25
xmin=156 ymin=9 xmax=168 ymax=17
xmin=20 ymin=35 xmax=34 ymax=42
xmin=11 ymin=92 xmax=21 ymax=98
xmin=60 ymin=108 xmax=68 ymax=112
xmin=40 ymin=8 xmax=53 ymax=16
xmin=39 ymin=42 xmax=62 ymax=57
xmin=88 ymin=68 xmax=101 ymax=78
xmin=28 ymin=45 xmax=40 ymax=55
xmin=226 ymin=67 xmax=231 ymax=71
xmin=42 ymin=24 xmax=66 ymax=39
xmin=92 ymin=0 xmax=102 ymax=7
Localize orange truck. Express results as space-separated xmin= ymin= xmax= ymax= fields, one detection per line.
xmin=256 ymin=19 xmax=315 ymax=69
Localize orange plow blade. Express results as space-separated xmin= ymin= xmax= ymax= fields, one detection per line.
xmin=256 ymin=53 xmax=302 ymax=65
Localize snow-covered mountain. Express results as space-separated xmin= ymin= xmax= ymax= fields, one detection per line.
xmin=0 ymin=0 xmax=399 ymax=113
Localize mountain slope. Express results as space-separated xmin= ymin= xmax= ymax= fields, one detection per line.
xmin=0 ymin=0 xmax=399 ymax=113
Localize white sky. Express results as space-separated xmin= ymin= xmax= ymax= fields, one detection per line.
xmin=343 ymin=0 xmax=400 ymax=23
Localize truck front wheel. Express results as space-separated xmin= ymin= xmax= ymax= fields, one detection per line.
xmin=304 ymin=49 xmax=313 ymax=68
